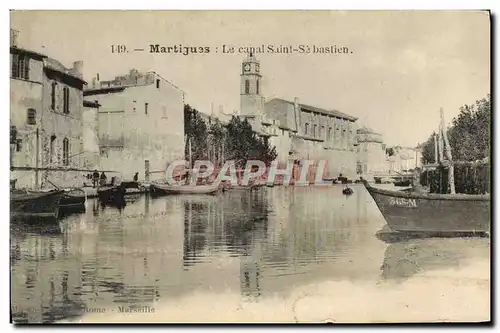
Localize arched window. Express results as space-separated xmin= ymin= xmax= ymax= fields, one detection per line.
xmin=63 ymin=138 xmax=70 ymax=166
xmin=256 ymin=79 xmax=260 ymax=95
xmin=27 ymin=108 xmax=36 ymax=125
xmin=328 ymin=127 xmax=332 ymax=141
xmin=245 ymin=80 xmax=250 ymax=94
xmin=313 ymin=124 xmax=317 ymax=137
xmin=304 ymin=123 xmax=309 ymax=135
xmin=63 ymin=87 xmax=70 ymax=114
xmin=51 ymin=82 xmax=57 ymax=110
xmin=320 ymin=125 xmax=325 ymax=139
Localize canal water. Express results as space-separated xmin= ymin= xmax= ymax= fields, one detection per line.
xmin=10 ymin=185 xmax=490 ymax=323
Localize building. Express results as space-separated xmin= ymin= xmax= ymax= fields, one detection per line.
xmin=41 ymin=57 xmax=87 ymax=188
xmin=84 ymin=69 xmax=185 ymax=182
xmin=10 ymin=30 xmax=46 ymax=189
xmin=239 ymin=53 xmax=359 ymax=178
xmin=387 ymin=146 xmax=422 ymax=173
xmin=356 ymin=127 xmax=389 ymax=179
xmin=82 ymin=100 xmax=101 ymax=170
xmin=10 ymin=29 xmax=87 ymax=189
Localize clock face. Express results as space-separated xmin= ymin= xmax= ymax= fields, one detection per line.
xmin=244 ymin=64 xmax=251 ymax=72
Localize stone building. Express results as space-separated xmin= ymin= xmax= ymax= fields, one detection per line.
xmin=10 ymin=29 xmax=87 ymax=189
xmin=387 ymin=146 xmax=422 ymax=173
xmin=84 ymin=69 xmax=185 ymax=182
xmin=41 ymin=58 xmax=86 ymax=188
xmin=356 ymin=127 xmax=389 ymax=180
xmin=82 ymin=100 xmax=101 ymax=170
xmin=239 ymin=53 xmax=358 ymax=178
xmin=10 ymin=30 xmax=46 ymax=189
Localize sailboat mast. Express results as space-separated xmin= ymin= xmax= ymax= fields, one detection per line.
xmin=440 ymin=108 xmax=456 ymax=194
xmin=188 ymin=137 xmax=193 ymax=168
xmin=35 ymin=128 xmax=39 ymax=190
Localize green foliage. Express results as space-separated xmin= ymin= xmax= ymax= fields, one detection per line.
xmin=447 ymin=94 xmax=491 ymax=162
xmin=184 ymin=104 xmax=208 ymax=163
xmin=421 ymin=133 xmax=437 ymax=165
xmin=420 ymin=94 xmax=491 ymax=164
xmin=224 ymin=116 xmax=277 ymax=168
xmin=385 ymin=147 xmax=395 ymax=156
xmin=184 ymin=107 xmax=278 ymax=168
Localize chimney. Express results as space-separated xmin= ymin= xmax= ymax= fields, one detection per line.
xmin=72 ymin=61 xmax=84 ymax=79
xmin=10 ymin=29 xmax=19 ymax=47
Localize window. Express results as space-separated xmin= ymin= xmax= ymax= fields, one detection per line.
xmin=11 ymin=53 xmax=30 ymax=80
xmin=304 ymin=123 xmax=309 ymax=135
xmin=63 ymin=87 xmax=70 ymax=114
xmin=328 ymin=127 xmax=332 ymax=141
xmin=313 ymin=124 xmax=317 ymax=137
xmin=321 ymin=126 xmax=325 ymax=139
xmin=156 ymin=79 xmax=160 ymax=89
xmin=16 ymin=139 xmax=22 ymax=152
xmin=51 ymin=82 xmax=57 ymax=110
xmin=145 ymin=103 xmax=148 ymax=115
xmin=133 ymin=100 xmax=137 ymax=112
xmin=63 ymin=138 xmax=70 ymax=166
xmin=27 ymin=109 xmax=36 ymax=125
xmin=256 ymin=79 xmax=260 ymax=94
xmin=245 ymin=80 xmax=250 ymax=94
xmin=49 ymin=135 xmax=56 ymax=164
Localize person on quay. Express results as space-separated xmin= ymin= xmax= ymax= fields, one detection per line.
xmin=99 ymin=172 xmax=107 ymax=186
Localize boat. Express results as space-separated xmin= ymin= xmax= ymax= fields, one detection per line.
xmin=97 ymin=185 xmax=126 ymax=203
xmin=393 ymin=179 xmax=411 ymax=187
xmin=364 ymin=181 xmax=490 ymax=235
xmin=59 ymin=188 xmax=87 ymax=213
xmin=150 ymin=182 xmax=220 ymax=196
xmin=11 ymin=189 xmax=65 ymax=219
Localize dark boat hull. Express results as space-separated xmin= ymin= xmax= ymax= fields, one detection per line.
xmin=394 ymin=180 xmax=411 ymax=187
xmin=59 ymin=189 xmax=86 ymax=213
xmin=11 ymin=190 xmax=65 ymax=219
xmin=97 ymin=186 xmax=126 ymax=203
xmin=364 ymin=183 xmax=490 ymax=234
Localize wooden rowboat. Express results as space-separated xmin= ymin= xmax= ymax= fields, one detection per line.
xmin=150 ymin=183 xmax=220 ymax=196
xmin=363 ymin=181 xmax=490 ymax=235
xmin=11 ymin=189 xmax=65 ymax=219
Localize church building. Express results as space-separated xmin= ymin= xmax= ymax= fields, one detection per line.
xmin=238 ymin=53 xmax=359 ymax=179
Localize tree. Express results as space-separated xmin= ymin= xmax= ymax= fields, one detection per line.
xmin=224 ymin=116 xmax=277 ymax=168
xmin=420 ymin=94 xmax=491 ymax=164
xmin=184 ymin=104 xmax=209 ymax=163
xmin=385 ymin=147 xmax=395 ymax=157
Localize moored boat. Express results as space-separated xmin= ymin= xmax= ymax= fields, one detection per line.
xmin=59 ymin=188 xmax=87 ymax=213
xmin=11 ymin=189 xmax=65 ymax=219
xmin=150 ymin=183 xmax=220 ymax=196
xmin=393 ymin=179 xmax=411 ymax=187
xmin=364 ymin=182 xmax=490 ymax=235
xmin=97 ymin=185 xmax=126 ymax=203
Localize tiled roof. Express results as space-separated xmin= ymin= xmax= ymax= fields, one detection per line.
xmin=267 ymin=98 xmax=358 ymax=121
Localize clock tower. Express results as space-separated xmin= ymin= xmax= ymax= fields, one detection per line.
xmin=240 ymin=53 xmax=265 ymax=125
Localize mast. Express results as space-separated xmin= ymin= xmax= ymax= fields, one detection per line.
xmin=188 ymin=137 xmax=193 ymax=168
xmin=434 ymin=133 xmax=438 ymax=163
xmin=440 ymin=107 xmax=456 ymax=194
xmin=35 ymin=128 xmax=39 ymax=190
xmin=438 ymin=124 xmax=444 ymax=162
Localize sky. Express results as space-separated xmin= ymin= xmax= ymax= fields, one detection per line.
xmin=10 ymin=10 xmax=490 ymax=147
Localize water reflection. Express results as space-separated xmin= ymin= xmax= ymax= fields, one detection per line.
xmin=10 ymin=185 xmax=489 ymax=323
xmin=380 ymin=237 xmax=490 ymax=282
